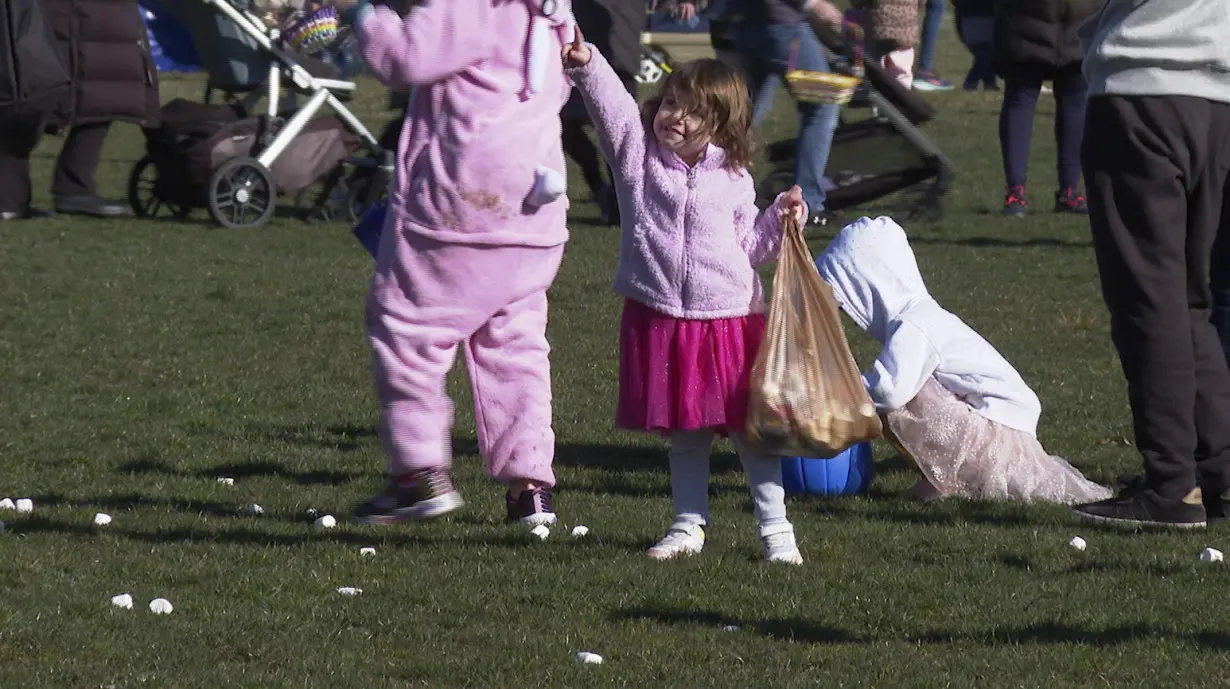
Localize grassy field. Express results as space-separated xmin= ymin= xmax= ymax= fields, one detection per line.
xmin=3 ymin=27 xmax=1229 ymax=688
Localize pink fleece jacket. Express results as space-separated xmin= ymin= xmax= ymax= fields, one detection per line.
xmin=567 ymin=49 xmax=803 ymax=320
xmin=356 ymin=0 xmax=574 ymax=247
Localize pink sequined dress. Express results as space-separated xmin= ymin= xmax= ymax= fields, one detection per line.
xmin=615 ymin=299 xmax=765 ymax=436
xmin=888 ymin=378 xmax=1114 ymax=504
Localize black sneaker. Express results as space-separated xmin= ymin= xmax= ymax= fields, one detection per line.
xmin=1073 ymin=485 xmax=1207 ymax=529
xmin=1119 ymin=474 xmax=1229 ymax=524
xmin=505 ymin=486 xmax=557 ymax=527
xmin=1003 ymin=185 xmax=1027 ymax=217
xmin=353 ymin=469 xmax=465 ymax=525
xmin=1054 ymin=188 xmax=1089 ymax=214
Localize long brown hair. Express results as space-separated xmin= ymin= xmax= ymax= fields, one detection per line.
xmin=641 ymin=58 xmax=757 ymax=171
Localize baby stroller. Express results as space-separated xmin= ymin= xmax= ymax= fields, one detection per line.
xmin=753 ymin=26 xmax=956 ymax=222
xmin=128 ymin=0 xmax=392 ymax=228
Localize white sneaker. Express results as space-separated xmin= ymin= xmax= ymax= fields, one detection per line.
xmin=760 ymin=523 xmax=803 ymax=565
xmin=647 ymin=523 xmax=706 ymax=560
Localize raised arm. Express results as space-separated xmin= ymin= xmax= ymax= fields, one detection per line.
xmin=355 ymin=0 xmax=494 ymax=88
xmin=563 ymin=36 xmax=646 ymax=172
xmin=735 ymin=180 xmax=808 ymax=267
xmin=863 ymin=321 xmax=941 ymax=413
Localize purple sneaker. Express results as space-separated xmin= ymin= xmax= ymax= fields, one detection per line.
xmin=506 ymin=486 xmax=557 ymax=527
xmin=353 ymin=469 xmax=465 ymax=525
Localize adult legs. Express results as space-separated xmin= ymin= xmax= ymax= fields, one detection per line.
xmin=1079 ymin=95 xmax=1230 ymax=525
xmin=916 ymin=0 xmax=945 ymax=74
xmin=52 ymin=122 xmax=129 ymax=216
xmin=998 ymin=67 xmax=1044 ymax=190
xmin=1051 ymin=65 xmax=1088 ymax=193
xmin=0 ymin=114 xmax=46 ymax=217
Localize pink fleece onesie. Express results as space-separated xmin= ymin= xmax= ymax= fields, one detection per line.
xmin=356 ymin=0 xmax=574 ymax=486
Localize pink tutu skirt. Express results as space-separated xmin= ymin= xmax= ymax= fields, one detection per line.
xmin=615 ymin=299 xmax=765 ymax=435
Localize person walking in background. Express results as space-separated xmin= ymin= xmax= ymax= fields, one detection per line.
xmin=953 ymin=0 xmax=995 ymax=91
xmin=733 ymin=0 xmax=846 ymax=228
xmin=1073 ymin=0 xmax=1230 ymax=529
xmin=560 ymin=0 xmax=646 ymax=226
xmin=42 ymin=0 xmax=161 ymax=217
xmin=912 ymin=0 xmax=953 ymax=91
xmin=991 ymin=0 xmax=1099 ymax=217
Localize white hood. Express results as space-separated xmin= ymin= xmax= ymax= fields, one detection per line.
xmin=814 ymin=216 xmax=1043 ymax=434
xmin=814 ymin=216 xmax=930 ymax=343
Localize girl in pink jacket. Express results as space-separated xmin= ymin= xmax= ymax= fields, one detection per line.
xmin=563 ymin=32 xmax=809 ymax=564
xmin=350 ymin=0 xmax=575 ymax=527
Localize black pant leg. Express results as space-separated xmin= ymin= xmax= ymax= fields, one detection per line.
xmin=1083 ymin=94 xmax=1230 ymax=499
xmin=0 ymin=114 xmax=45 ymax=214
xmin=52 ymin=122 xmax=112 ymax=199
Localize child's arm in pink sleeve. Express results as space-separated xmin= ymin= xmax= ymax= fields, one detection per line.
xmin=565 ymin=47 xmax=646 ymax=171
xmin=356 ymin=1 xmax=493 ymax=88
xmin=734 ymin=177 xmax=808 ymax=267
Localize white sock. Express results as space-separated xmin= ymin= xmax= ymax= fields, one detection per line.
xmin=732 ymin=433 xmax=789 ymax=534
xmin=669 ymin=430 xmax=715 ymax=528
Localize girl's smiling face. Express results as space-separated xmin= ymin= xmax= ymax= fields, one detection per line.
xmin=652 ymin=90 xmax=710 ymax=165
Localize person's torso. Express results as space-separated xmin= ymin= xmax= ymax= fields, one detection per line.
xmin=901 ymin=302 xmax=1042 ymax=434
xmin=615 ymin=141 xmax=764 ymax=319
xmin=395 ymin=3 xmax=571 ymax=244
xmin=572 ymin=0 xmax=644 ymax=77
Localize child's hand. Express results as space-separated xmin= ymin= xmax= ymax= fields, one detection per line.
xmin=562 ymin=27 xmax=592 ymax=69
xmin=777 ymin=185 xmax=806 ymax=222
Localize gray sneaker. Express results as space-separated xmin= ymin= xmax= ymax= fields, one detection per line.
xmin=354 ymin=469 xmax=465 ymax=525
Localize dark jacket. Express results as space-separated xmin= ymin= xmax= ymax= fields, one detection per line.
xmin=575 ymin=0 xmax=645 ymax=77
xmin=43 ymin=0 xmax=160 ymax=130
xmin=0 ymin=0 xmax=71 ymax=118
xmin=992 ymin=0 xmax=1101 ymax=78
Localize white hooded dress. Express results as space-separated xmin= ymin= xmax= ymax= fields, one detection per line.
xmin=814 ymin=217 xmax=1112 ymax=504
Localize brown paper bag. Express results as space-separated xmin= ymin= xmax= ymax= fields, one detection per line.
xmin=746 ymin=213 xmax=883 ymax=457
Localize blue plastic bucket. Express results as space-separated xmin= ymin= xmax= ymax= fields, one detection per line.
xmin=781 ymin=441 xmax=874 ymax=496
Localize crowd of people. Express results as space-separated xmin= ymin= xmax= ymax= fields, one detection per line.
xmin=2 ymin=0 xmax=1228 ymax=539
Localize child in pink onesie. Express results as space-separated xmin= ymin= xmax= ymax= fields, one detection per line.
xmin=351 ymin=0 xmax=576 ymax=527
xmin=563 ymin=32 xmax=810 ymax=563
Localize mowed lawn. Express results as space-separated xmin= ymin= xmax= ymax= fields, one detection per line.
xmin=2 ymin=26 xmax=1228 ymax=688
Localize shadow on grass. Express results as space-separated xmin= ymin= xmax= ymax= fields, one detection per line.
xmin=614 ymin=605 xmax=1230 ymax=650
xmin=7 ymin=515 xmax=573 ymax=550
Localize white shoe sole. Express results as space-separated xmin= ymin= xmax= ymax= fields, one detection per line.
xmin=516 ymin=511 xmax=558 ymax=527
xmin=1073 ymin=509 xmax=1205 ymax=529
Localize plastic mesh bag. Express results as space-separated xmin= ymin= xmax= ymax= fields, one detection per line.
xmin=746 ymin=213 xmax=882 ymax=457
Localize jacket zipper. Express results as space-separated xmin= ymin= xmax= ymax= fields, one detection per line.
xmin=4 ymin=0 xmax=19 ymax=98
xmin=680 ymin=166 xmax=697 ymax=309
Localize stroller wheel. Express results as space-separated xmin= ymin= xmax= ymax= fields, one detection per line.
xmin=128 ymin=156 xmax=191 ymax=220
xmin=207 ymin=157 xmax=277 ymax=229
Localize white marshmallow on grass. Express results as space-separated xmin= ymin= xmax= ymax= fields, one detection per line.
xmin=1068 ymin=536 xmax=1087 ymax=552
xmin=530 ymin=524 xmax=550 ymax=540
xmin=723 ymin=625 xmax=741 ymax=632
xmin=574 ymin=652 xmax=603 ymax=664
xmin=1200 ymin=547 xmax=1224 ymax=563
xmin=336 ymin=587 xmax=362 ymax=596
xmin=15 ymin=499 xmax=33 ymax=513
xmin=149 ymin=598 xmax=174 ymax=614
xmin=110 ymin=593 xmax=134 ymax=610
xmin=314 ymin=515 xmax=337 ymax=529
xmin=360 ymin=547 xmax=377 ymax=556
xmin=245 ymin=503 xmax=264 ymax=515
xmin=93 ymin=513 xmax=113 ymax=526
xmin=0 ymin=498 xmax=15 ymax=510
xmin=570 ymin=525 xmax=589 ymax=539
xmin=216 ymin=477 xmax=235 ymax=486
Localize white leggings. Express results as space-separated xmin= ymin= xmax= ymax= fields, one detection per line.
xmin=668 ymin=430 xmax=789 ymax=534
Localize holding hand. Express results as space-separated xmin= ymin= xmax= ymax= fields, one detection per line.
xmin=777 ymin=185 xmax=806 ymax=222
xmin=809 ymin=0 xmax=844 ymax=28
xmin=673 ymin=2 xmax=696 ymax=21
xmin=561 ymin=26 xmax=592 ymax=68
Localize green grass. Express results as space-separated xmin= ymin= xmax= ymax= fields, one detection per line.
xmin=3 ymin=30 xmax=1229 ymax=688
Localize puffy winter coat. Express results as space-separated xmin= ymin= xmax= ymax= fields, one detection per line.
xmin=992 ymin=0 xmax=1101 ymax=78
xmin=0 ymin=0 xmax=71 ymax=118
xmin=43 ymin=0 xmax=160 ymax=130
